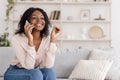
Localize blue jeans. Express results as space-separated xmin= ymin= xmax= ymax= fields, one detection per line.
xmin=4 ymin=65 xmax=56 ymax=80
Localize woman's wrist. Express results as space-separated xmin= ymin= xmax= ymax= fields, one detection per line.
xmin=50 ymin=38 xmax=56 ymax=43
xmin=28 ymin=39 xmax=34 ymax=46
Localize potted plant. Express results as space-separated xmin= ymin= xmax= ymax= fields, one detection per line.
xmin=0 ymin=0 xmax=15 ymax=47
xmin=0 ymin=32 xmax=10 ymax=47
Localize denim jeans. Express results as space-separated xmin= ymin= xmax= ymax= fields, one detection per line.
xmin=4 ymin=65 xmax=56 ymax=80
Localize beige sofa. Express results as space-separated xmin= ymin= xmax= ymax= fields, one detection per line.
xmin=0 ymin=47 xmax=120 ymax=80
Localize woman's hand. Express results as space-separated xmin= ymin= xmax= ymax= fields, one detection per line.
xmin=50 ymin=26 xmax=61 ymax=43
xmin=24 ymin=23 xmax=34 ymax=46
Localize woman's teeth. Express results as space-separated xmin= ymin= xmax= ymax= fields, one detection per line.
xmin=37 ymin=24 xmax=42 ymax=26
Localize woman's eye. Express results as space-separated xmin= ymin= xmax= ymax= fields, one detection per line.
xmin=31 ymin=17 xmax=37 ymax=20
xmin=40 ymin=17 xmax=44 ymax=20
xmin=31 ymin=16 xmax=45 ymax=21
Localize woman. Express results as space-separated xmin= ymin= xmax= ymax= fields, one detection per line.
xmin=4 ymin=7 xmax=60 ymax=80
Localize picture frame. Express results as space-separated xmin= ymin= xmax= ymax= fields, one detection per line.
xmin=80 ymin=9 xmax=90 ymax=20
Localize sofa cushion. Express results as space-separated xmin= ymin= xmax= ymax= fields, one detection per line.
xmin=89 ymin=49 xmax=120 ymax=80
xmin=53 ymin=47 xmax=90 ymax=78
xmin=69 ymin=60 xmax=112 ymax=80
xmin=0 ymin=77 xmax=3 ymax=80
xmin=0 ymin=47 xmax=14 ymax=76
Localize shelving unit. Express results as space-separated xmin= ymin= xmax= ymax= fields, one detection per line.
xmin=11 ymin=0 xmax=111 ymax=48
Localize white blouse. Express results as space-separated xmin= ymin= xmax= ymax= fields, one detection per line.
xmin=10 ymin=33 xmax=57 ymax=69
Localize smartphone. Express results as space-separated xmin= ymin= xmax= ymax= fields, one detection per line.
xmin=25 ymin=20 xmax=33 ymax=33
xmin=25 ymin=20 xmax=30 ymax=25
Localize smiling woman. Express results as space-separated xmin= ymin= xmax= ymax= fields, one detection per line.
xmin=4 ymin=7 xmax=60 ymax=80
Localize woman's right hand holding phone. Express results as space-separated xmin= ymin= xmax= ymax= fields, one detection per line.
xmin=24 ymin=21 xmax=34 ymax=46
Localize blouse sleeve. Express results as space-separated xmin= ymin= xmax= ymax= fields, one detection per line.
xmin=45 ymin=36 xmax=57 ymax=55
xmin=11 ymin=36 xmax=36 ymax=69
xmin=43 ymin=36 xmax=57 ymax=68
xmin=46 ymin=43 xmax=57 ymax=55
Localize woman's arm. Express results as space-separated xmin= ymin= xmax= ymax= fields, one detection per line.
xmin=43 ymin=26 xmax=60 ymax=68
xmin=11 ymin=36 xmax=36 ymax=69
xmin=45 ymin=26 xmax=60 ymax=55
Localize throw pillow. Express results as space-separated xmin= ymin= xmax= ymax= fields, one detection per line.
xmin=89 ymin=49 xmax=120 ymax=80
xmin=69 ymin=60 xmax=112 ymax=80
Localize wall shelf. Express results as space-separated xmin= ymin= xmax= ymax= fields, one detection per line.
xmin=61 ymin=20 xmax=111 ymax=23
xmin=15 ymin=1 xmax=61 ymax=4
xmin=12 ymin=19 xmax=111 ymax=23
xmin=15 ymin=1 xmax=111 ymax=5
xmin=57 ymin=39 xmax=111 ymax=41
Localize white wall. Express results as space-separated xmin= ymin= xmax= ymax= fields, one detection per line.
xmin=111 ymin=0 xmax=120 ymax=52
xmin=0 ymin=0 xmax=7 ymax=34
xmin=0 ymin=0 xmax=120 ymax=50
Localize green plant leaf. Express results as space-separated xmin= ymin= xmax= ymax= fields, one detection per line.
xmin=6 ymin=9 xmax=9 ymax=17
xmin=7 ymin=0 xmax=14 ymax=4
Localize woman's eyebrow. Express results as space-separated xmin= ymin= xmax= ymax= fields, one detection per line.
xmin=31 ymin=15 xmax=37 ymax=17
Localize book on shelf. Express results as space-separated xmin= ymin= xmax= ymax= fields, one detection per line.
xmin=55 ymin=10 xmax=60 ymax=20
xmin=49 ymin=10 xmax=60 ymax=20
xmin=53 ymin=10 xmax=57 ymax=20
xmin=49 ymin=11 xmax=54 ymax=20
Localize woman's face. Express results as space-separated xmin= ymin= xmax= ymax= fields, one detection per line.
xmin=30 ymin=10 xmax=45 ymax=31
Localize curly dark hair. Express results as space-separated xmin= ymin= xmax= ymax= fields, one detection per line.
xmin=15 ymin=7 xmax=51 ymax=38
